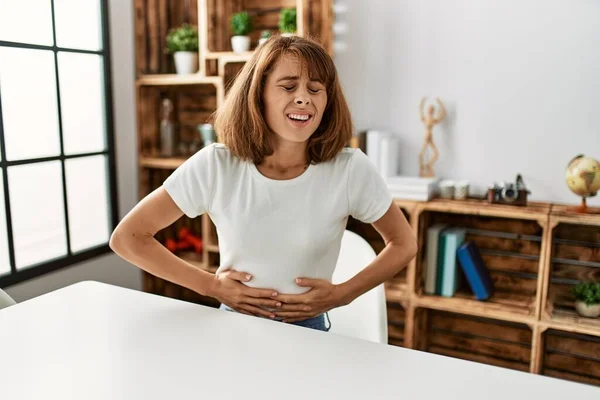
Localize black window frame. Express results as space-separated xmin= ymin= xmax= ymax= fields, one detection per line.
xmin=0 ymin=0 xmax=118 ymax=288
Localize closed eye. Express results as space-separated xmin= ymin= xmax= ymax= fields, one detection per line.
xmin=280 ymin=85 xmax=323 ymax=93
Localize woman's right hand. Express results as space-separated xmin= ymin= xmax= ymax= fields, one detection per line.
xmin=208 ymin=270 xmax=281 ymax=319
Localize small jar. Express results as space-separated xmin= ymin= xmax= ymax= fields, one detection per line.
xmin=439 ymin=180 xmax=455 ymax=199
xmin=454 ymin=180 xmax=470 ymax=200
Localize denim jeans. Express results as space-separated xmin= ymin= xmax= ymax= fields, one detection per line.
xmin=219 ymin=303 xmax=331 ymax=332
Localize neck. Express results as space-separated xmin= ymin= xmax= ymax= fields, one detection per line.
xmin=262 ymin=138 xmax=308 ymax=170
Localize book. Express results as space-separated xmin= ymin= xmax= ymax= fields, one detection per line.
xmin=386 ymin=176 xmax=440 ymax=201
xmin=379 ymin=135 xmax=399 ymax=177
xmin=424 ymin=223 xmax=447 ymax=295
xmin=440 ymin=228 xmax=466 ymax=297
xmin=366 ymin=130 xmax=383 ymax=173
xmin=457 ymin=241 xmax=494 ymax=300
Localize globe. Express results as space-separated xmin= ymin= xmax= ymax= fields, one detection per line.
xmin=565 ymin=154 xmax=600 ymax=212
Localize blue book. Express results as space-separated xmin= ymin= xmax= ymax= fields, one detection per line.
xmin=440 ymin=228 xmax=466 ymax=297
xmin=457 ymin=241 xmax=494 ymax=301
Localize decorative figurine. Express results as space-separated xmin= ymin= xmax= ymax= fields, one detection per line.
xmin=419 ymin=97 xmax=446 ymax=177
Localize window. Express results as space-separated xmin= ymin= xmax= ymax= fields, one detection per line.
xmin=0 ymin=0 xmax=118 ymax=287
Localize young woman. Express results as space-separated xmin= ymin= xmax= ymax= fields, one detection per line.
xmin=110 ymin=35 xmax=417 ymax=332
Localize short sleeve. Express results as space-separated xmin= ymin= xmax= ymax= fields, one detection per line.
xmin=162 ymin=144 xmax=216 ymax=218
xmin=347 ymin=149 xmax=393 ymax=223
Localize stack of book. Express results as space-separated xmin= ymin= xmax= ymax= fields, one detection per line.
xmin=424 ymin=224 xmax=494 ymax=300
xmin=360 ymin=129 xmax=440 ymax=201
xmin=386 ymin=176 xmax=440 ymax=201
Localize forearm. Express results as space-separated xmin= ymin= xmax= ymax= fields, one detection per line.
xmin=110 ymin=231 xmax=215 ymax=296
xmin=337 ymin=238 xmax=417 ymax=306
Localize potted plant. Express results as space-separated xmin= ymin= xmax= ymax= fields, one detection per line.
xmin=230 ymin=11 xmax=253 ymax=53
xmin=166 ymin=23 xmax=199 ymax=75
xmin=573 ymin=282 xmax=600 ymax=318
xmin=258 ymin=30 xmax=272 ymax=46
xmin=279 ymin=8 xmax=297 ymax=36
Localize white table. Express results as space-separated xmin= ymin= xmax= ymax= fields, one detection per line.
xmin=1 ymin=281 xmax=598 ymax=399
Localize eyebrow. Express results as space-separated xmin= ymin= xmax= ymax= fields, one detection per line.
xmin=276 ymin=75 xmax=324 ymax=84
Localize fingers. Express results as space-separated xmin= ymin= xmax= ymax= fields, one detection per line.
xmin=244 ymin=287 xmax=279 ymax=299
xmin=223 ymin=270 xmax=253 ymax=283
xmin=273 ymin=293 xmax=309 ymax=304
xmin=274 ymin=311 xmax=313 ymax=318
xmin=238 ymin=304 xmax=276 ymax=319
xmin=244 ymin=296 xmax=282 ymax=309
xmin=294 ymin=277 xmax=327 ymax=288
xmin=277 ymin=303 xmax=310 ymax=312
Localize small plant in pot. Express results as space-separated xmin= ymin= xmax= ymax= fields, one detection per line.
xmin=573 ymin=282 xmax=600 ymax=318
xmin=166 ymin=23 xmax=199 ymax=75
xmin=230 ymin=11 xmax=253 ymax=54
xmin=279 ymin=8 xmax=296 ymax=36
xmin=258 ymin=30 xmax=272 ymax=46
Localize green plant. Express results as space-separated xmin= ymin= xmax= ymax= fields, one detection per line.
xmin=573 ymin=282 xmax=600 ymax=305
xmin=279 ymin=8 xmax=297 ymax=33
xmin=230 ymin=12 xmax=253 ymax=36
xmin=260 ymin=29 xmax=272 ymax=39
xmin=165 ymin=23 xmax=199 ymax=53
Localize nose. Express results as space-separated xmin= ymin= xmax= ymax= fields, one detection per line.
xmin=295 ymin=97 xmax=310 ymax=105
xmin=294 ymin=89 xmax=310 ymax=106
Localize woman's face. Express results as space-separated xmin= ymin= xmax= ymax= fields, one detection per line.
xmin=262 ymin=54 xmax=327 ymax=146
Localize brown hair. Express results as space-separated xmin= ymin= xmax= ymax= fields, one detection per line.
xmin=213 ymin=35 xmax=353 ymax=164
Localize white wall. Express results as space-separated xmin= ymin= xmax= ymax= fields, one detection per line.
xmin=334 ymin=0 xmax=600 ymax=205
xmin=6 ymin=0 xmax=140 ymax=302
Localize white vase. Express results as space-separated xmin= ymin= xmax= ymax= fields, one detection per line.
xmin=173 ymin=51 xmax=198 ymax=75
xmin=575 ymin=300 xmax=600 ymax=318
xmin=231 ymin=36 xmax=250 ymax=54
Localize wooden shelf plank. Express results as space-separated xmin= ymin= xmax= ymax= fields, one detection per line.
xmin=205 ymin=51 xmax=254 ymax=61
xmin=136 ymin=74 xmax=222 ymax=86
xmin=139 ymin=156 xmax=185 ymax=170
xmin=417 ymin=198 xmax=550 ymax=221
xmin=542 ymin=309 xmax=600 ymax=336
xmin=415 ymin=292 xmax=536 ymax=325
xmin=550 ymin=203 xmax=600 ymax=226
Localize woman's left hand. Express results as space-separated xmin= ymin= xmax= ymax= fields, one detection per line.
xmin=273 ymin=278 xmax=347 ymax=323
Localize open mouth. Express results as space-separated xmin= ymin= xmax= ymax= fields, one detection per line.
xmin=287 ymin=113 xmax=313 ymax=127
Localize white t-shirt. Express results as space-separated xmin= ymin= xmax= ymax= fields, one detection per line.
xmin=163 ymin=143 xmax=392 ymax=295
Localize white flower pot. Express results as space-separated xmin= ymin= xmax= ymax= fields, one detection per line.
xmin=280 ymin=32 xmax=295 ymax=37
xmin=258 ymin=37 xmax=269 ymax=46
xmin=575 ymin=300 xmax=600 ymax=318
xmin=231 ymin=35 xmax=250 ymax=54
xmin=173 ymin=51 xmax=198 ymax=75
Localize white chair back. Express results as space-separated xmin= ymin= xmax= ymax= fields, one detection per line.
xmin=328 ymin=230 xmax=388 ymax=344
xmin=0 ymin=288 xmax=16 ymax=310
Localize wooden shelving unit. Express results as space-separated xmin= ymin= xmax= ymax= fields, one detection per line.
xmin=369 ymin=198 xmax=600 ymax=387
xmin=133 ymin=0 xmax=599 ymax=389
